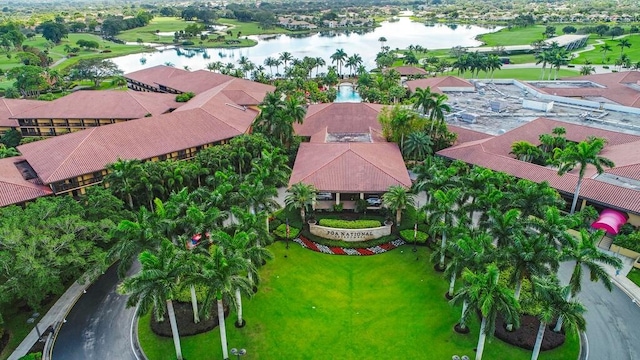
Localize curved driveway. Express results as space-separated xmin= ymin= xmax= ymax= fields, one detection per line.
xmin=52 ymin=262 xmax=139 ymax=360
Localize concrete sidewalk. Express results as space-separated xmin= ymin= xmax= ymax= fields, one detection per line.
xmin=602 ymin=251 xmax=640 ymax=307
xmin=8 ymin=278 xmax=91 ymax=360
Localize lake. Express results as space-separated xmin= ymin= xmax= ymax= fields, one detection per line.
xmin=112 ymin=17 xmax=501 ymax=74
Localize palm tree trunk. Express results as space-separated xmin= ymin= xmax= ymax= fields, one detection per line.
xmin=127 ymin=193 xmax=134 ymax=209
xmin=459 ymin=300 xmax=468 ymax=330
xmin=507 ymin=279 xmax=523 ymax=331
xmin=439 ymin=230 xmax=447 ymax=269
xmin=569 ymin=176 xmax=584 ymax=214
xmin=235 ymin=288 xmax=244 ymax=326
xmin=554 ymin=292 xmax=572 ymax=332
xmin=448 ymin=272 xmax=456 ymax=297
xmin=301 ymin=207 xmax=306 ymax=222
xmin=166 ymin=300 xmax=184 ymax=360
xmin=396 ymin=208 xmax=401 ymax=224
xmin=190 ymin=285 xmax=200 ymax=323
xmin=531 ymin=320 xmax=547 ymax=360
xmin=475 ymin=316 xmax=488 ymax=360
xmin=217 ymin=297 xmax=229 ymax=359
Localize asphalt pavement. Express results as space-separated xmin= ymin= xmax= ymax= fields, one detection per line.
xmin=51 ymin=262 xmax=140 ymax=360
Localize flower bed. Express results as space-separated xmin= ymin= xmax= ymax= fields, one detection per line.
xmin=294 ymin=236 xmax=405 ymax=256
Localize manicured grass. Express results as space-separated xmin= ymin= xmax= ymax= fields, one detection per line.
xmin=573 ymin=34 xmax=640 ymax=65
xmin=477 ymin=26 xmax=548 ymax=47
xmin=138 ymin=242 xmax=579 ymax=360
xmin=218 ymin=19 xmax=290 ymax=37
xmin=118 ymin=17 xmax=196 ymax=43
xmin=627 ymin=268 xmax=640 ymax=287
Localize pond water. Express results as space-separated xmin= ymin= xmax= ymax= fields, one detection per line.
xmin=334 ymin=83 xmax=362 ymax=103
xmin=112 ymin=17 xmax=501 ymax=74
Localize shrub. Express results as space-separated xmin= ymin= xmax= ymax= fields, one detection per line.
xmin=613 ymin=231 xmax=640 ymax=252
xmin=273 ymin=224 xmax=300 ymax=239
xmin=318 ymin=219 xmax=382 ymax=229
xmin=18 ymin=353 xmax=42 ymax=360
xmin=399 ymin=229 xmax=428 ymax=244
xmin=182 ymin=41 xmax=195 ymax=46
xmin=175 ymin=92 xmax=196 ymax=102
xmin=101 ymin=49 xmax=112 ymax=53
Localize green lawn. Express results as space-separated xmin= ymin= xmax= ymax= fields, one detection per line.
xmin=446 ymin=67 xmax=579 ymax=81
xmin=573 ymin=34 xmax=640 ymax=65
xmin=217 ymin=19 xmax=289 ymax=37
xmin=477 ymin=26 xmax=548 ymax=47
xmin=139 ymin=242 xmax=579 ymax=360
xmin=627 ymin=268 xmax=640 ymax=287
xmin=118 ymin=17 xmax=196 ymax=43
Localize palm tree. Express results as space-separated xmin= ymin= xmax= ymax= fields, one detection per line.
xmin=285 ymin=182 xmax=317 ymax=222
xmin=580 ymin=65 xmax=595 ymax=75
xmin=555 ymin=228 xmax=622 ymax=331
xmin=485 ymin=54 xmax=502 ymax=79
xmin=264 ymin=57 xmax=276 ymax=75
xmin=427 ymin=188 xmax=461 ymax=269
xmin=452 ymin=264 xmax=520 ymax=360
xmin=314 ymin=57 xmax=326 ymax=77
xmin=445 ymin=229 xmax=494 ymax=299
xmin=428 ymin=93 xmax=451 ymax=139
xmin=617 ymin=38 xmax=631 ymax=56
xmin=279 ymin=51 xmax=293 ymax=73
xmin=402 ymin=131 xmax=432 ymax=161
xmin=530 ymin=276 xmax=586 ymax=360
xmin=105 ymin=158 xmax=146 ymax=209
xmin=378 ymin=36 xmax=387 ymax=49
xmin=382 ymin=185 xmax=415 ymax=224
xmin=410 ymin=86 xmax=436 ymax=116
xmin=557 ymin=137 xmax=614 ymax=214
xmin=213 ymin=230 xmax=271 ymax=327
xmin=192 ymin=245 xmax=252 ymax=360
xmin=0 ymin=145 xmax=20 ymax=159
xmin=109 ymin=207 xmax=161 ymax=278
xmin=599 ymin=43 xmax=612 ymax=63
xmin=482 ymin=208 xmax=524 ymax=248
xmin=330 ymin=48 xmax=348 ymax=77
xmin=510 ymin=140 xmax=541 ymax=163
xmin=119 ymin=240 xmax=188 ymax=360
xmin=535 ymin=50 xmax=552 ymax=80
xmin=346 ymin=54 xmax=363 ymax=77
xmin=531 ymin=205 xmax=576 ymax=247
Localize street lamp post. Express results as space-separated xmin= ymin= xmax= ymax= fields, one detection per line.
xmin=230 ymin=348 xmax=246 ymax=360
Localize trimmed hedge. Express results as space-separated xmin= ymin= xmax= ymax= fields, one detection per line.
xmin=273 ymin=224 xmax=300 ymax=239
xmin=613 ymin=231 xmax=640 ymax=252
xmin=302 ymin=230 xmax=398 ymax=249
xmin=399 ymin=229 xmax=428 ymax=244
xmin=318 ymin=219 xmax=382 ymax=229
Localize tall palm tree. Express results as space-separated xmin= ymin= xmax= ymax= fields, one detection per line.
xmin=213 ymin=230 xmax=271 ymax=327
xmin=105 ymin=158 xmax=146 ymax=209
xmin=314 ymin=57 xmax=326 ymax=77
xmin=482 ymin=208 xmax=524 ymax=248
xmin=410 ymin=86 xmax=436 ymax=116
xmin=427 ymin=188 xmax=461 ymax=269
xmin=263 ymin=57 xmax=276 ymax=75
xmin=445 ymin=229 xmax=494 ymax=299
xmin=378 ymin=36 xmax=387 ymax=49
xmin=555 ymin=228 xmax=622 ymax=331
xmin=109 ymin=207 xmax=161 ymax=278
xmin=557 ymin=137 xmax=614 ymax=214
xmin=346 ymin=54 xmax=363 ymax=77
xmin=382 ymin=185 xmax=415 ymax=224
xmin=617 ymin=38 xmax=632 ymax=56
xmin=119 ymin=240 xmax=188 ymax=360
xmin=330 ymin=48 xmax=348 ymax=77
xmin=453 ymin=264 xmax=520 ymax=360
xmin=279 ymin=52 xmax=293 ymax=73
xmin=535 ymin=50 xmax=552 ymax=80
xmin=530 ymin=275 xmax=586 ymax=360
xmin=192 ymin=246 xmax=251 ymax=360
xmin=285 ymin=182 xmax=317 ymax=222
xmin=599 ymin=43 xmax=612 ymax=63
xmin=428 ymin=93 xmax=451 ymax=139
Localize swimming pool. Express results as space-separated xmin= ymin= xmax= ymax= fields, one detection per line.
xmin=334 ymin=83 xmax=362 ymax=103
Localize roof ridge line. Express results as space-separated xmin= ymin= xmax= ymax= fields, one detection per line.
xmin=46 ymin=128 xmax=98 ymax=183
xmin=198 ymin=107 xmax=248 ymax=134
xmin=299 ymin=144 xmax=349 ymax=182
xmin=349 ymin=144 xmax=409 ymax=185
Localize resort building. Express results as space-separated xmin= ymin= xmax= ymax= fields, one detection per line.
xmin=290 ymin=102 xmax=411 ymax=210
xmin=0 ymin=69 xmax=274 ymax=205
xmin=0 ymin=98 xmax=47 ymax=136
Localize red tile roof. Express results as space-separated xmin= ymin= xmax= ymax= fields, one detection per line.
xmin=534 ymin=71 xmax=640 ymax=108
xmin=605 ymin=164 xmax=640 ymax=182
xmin=405 ymin=76 xmax=475 ymax=94
xmin=124 ymin=65 xmax=189 ymax=90
xmin=0 ymin=98 xmax=47 ymax=128
xmin=156 ymin=70 xmax=237 ymax=94
xmin=17 ymin=106 xmax=258 ymax=184
xmin=294 ymin=103 xmax=385 ymax=137
xmin=448 ymin=125 xmax=494 ymax=144
xmin=289 ymin=142 xmax=411 ymax=192
xmin=0 ymin=157 xmax=52 ymax=207
xmin=437 ymin=118 xmax=640 ymax=214
xmin=11 ymin=90 xmax=180 ymax=120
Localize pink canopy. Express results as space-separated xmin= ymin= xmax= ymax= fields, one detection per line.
xmin=591 ymin=209 xmax=628 ymax=235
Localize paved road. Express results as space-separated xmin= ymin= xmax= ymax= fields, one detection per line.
xmin=52 ymin=262 xmax=139 ymax=360
xmin=559 ymin=261 xmax=640 ymax=360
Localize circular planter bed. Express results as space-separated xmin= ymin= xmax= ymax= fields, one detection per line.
xmin=150 ymin=301 xmax=229 ymax=337
xmin=494 ymin=314 xmax=565 ymax=351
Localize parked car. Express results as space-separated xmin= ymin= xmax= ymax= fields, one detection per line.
xmin=366 ymin=196 xmax=382 ymax=206
xmin=316 ymin=192 xmax=333 ymax=200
